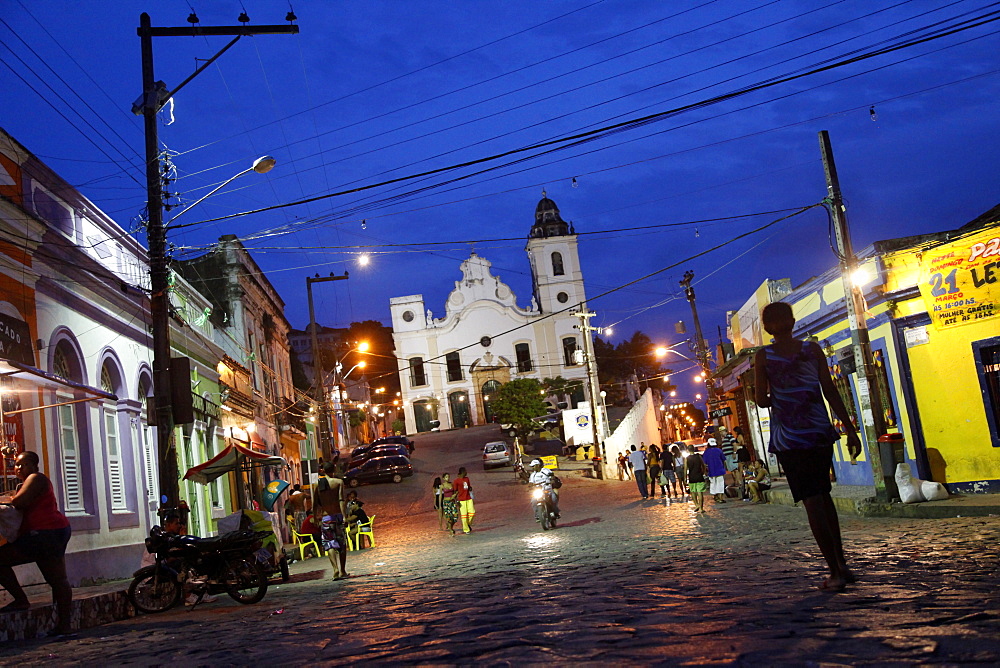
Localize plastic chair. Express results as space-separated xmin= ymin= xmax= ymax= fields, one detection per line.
xmin=292 ymin=530 xmax=318 ymax=560
xmin=350 ymin=515 xmax=375 ymax=551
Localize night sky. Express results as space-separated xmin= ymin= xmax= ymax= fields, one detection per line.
xmin=3 ymin=0 xmax=999 ymax=402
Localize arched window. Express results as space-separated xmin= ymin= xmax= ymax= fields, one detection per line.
xmin=551 ymin=252 xmax=565 ymax=276
xmin=53 ymin=343 xmax=85 ymax=512
xmin=100 ymin=361 xmax=127 ymax=511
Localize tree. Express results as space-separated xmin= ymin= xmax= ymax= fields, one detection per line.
xmin=542 ymin=376 xmax=583 ymax=408
xmin=346 ymin=320 xmax=401 ymax=399
xmin=594 ymin=331 xmax=671 ymax=406
xmin=490 ymin=378 xmax=548 ymax=440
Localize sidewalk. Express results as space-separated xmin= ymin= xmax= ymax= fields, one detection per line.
xmin=767 ymin=480 xmax=1000 ymax=518
xmin=0 ymin=578 xmax=133 ymax=642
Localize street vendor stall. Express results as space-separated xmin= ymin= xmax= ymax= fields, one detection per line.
xmin=183 ymin=441 xmax=287 ymax=509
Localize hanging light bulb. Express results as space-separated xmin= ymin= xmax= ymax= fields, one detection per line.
xmin=695 ymin=228 xmax=700 ymax=238
xmin=572 ymin=177 xmax=579 ymax=188
xmin=359 ymin=254 xmax=370 ymax=266
xmin=361 ymin=219 xmax=367 ymax=230
xmin=869 ymin=105 xmax=877 ymax=122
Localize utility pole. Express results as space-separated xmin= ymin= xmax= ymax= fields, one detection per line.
xmin=572 ymin=308 xmax=604 ymax=469
xmin=306 ymin=272 xmax=349 ymax=462
xmin=137 ymin=12 xmax=298 ymax=514
xmin=679 ymin=271 xmax=717 ymax=431
xmin=818 ymin=130 xmax=890 ymax=501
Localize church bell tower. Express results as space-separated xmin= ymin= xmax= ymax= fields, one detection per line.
xmin=525 ymin=192 xmax=586 ymax=314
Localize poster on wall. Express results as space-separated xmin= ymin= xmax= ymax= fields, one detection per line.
xmin=918 ymin=226 xmax=1000 ymax=330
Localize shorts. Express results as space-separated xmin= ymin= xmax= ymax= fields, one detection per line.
xmin=660 ymin=469 xmax=678 ymax=483
xmin=725 ymin=455 xmax=738 ymax=471
xmin=0 ymin=526 xmax=71 ymax=567
xmin=709 ymin=476 xmax=726 ymax=495
xmin=776 ymin=446 xmax=834 ymax=502
xmin=688 ymin=481 xmax=707 ymax=493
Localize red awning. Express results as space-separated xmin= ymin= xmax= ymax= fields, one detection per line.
xmin=183 ymin=442 xmax=286 ymax=485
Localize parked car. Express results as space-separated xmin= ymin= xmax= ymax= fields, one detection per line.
xmin=482 ymin=441 xmax=512 ymax=469
xmin=371 ymin=435 xmax=415 ymax=453
xmin=348 ymin=444 xmax=409 ymax=467
xmin=343 ymin=454 xmax=413 ymax=487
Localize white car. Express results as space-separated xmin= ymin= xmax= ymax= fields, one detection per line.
xmin=482 ymin=441 xmax=512 ymax=469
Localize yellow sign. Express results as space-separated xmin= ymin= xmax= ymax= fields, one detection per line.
xmin=919 ymin=226 xmax=1000 ymax=329
xmin=540 ymin=455 xmax=558 ymax=470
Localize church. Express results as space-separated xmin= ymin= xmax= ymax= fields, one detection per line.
xmin=390 ymin=195 xmax=590 ymax=433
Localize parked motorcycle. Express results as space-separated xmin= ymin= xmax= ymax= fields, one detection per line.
xmin=531 ymin=485 xmax=558 ymax=530
xmin=128 ymin=526 xmax=271 ymax=613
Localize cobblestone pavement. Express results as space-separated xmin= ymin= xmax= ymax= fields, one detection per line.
xmin=3 ymin=426 xmax=999 ymax=665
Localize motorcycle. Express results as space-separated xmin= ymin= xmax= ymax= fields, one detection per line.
xmin=128 ymin=526 xmax=272 ymax=613
xmin=531 ymin=485 xmax=558 ymax=530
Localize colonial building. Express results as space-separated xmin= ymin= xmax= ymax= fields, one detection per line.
xmin=391 ymin=196 xmax=590 ymax=433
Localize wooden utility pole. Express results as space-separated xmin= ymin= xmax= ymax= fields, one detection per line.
xmin=137 ymin=13 xmax=298 ymax=513
xmin=307 ymin=273 xmax=349 ymax=461
xmin=679 ymin=271 xmax=717 ymax=430
xmin=818 ymin=130 xmax=890 ymax=501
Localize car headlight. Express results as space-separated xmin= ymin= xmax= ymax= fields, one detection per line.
xmin=531 ymin=488 xmax=544 ymax=500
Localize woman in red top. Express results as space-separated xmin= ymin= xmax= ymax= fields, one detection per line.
xmin=0 ymin=451 xmax=72 ymax=635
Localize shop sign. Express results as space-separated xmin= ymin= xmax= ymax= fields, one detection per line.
xmin=709 ymin=406 xmax=733 ymax=419
xmin=919 ymin=227 xmax=1000 ymax=329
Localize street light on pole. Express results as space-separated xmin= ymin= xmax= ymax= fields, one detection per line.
xmin=137 ymin=11 xmax=297 ymax=517
xmin=167 ymin=156 xmax=275 ymax=226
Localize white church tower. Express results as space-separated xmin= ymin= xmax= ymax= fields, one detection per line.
xmin=526 ymin=192 xmax=587 ymax=314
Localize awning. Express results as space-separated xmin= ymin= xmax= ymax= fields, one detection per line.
xmin=0 ymin=359 xmax=117 ymax=415
xmin=183 ymin=442 xmax=286 ymax=485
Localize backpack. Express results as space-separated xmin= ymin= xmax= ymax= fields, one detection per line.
xmin=551 ymin=474 xmax=563 ymax=489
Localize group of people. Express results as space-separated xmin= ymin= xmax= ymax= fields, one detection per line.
xmin=618 ymin=427 xmax=766 ymax=511
xmin=432 ymin=468 xmax=475 ymax=535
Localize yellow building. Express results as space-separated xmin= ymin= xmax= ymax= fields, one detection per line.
xmin=721 ymin=204 xmax=1000 ymax=494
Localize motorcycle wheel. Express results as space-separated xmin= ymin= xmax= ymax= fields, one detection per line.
xmin=128 ymin=566 xmax=181 ymax=614
xmin=536 ymin=505 xmax=551 ymax=531
xmin=549 ymin=512 xmax=557 ymax=529
xmin=223 ymin=559 xmax=269 ymax=604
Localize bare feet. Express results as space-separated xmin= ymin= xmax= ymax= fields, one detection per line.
xmin=819 ymin=576 xmax=847 ymax=592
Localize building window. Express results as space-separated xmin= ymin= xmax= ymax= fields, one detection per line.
xmin=138 ymin=378 xmax=157 ymax=507
xmin=445 ymin=352 xmax=463 ymax=382
xmin=563 ymin=337 xmax=578 ymax=366
xmin=57 ymin=397 xmax=83 ymax=512
xmin=515 ymin=343 xmax=532 ymax=373
xmin=974 ymin=337 xmax=1000 ymax=447
xmin=104 ymin=408 xmax=127 ymax=511
xmin=551 ymin=252 xmax=565 ymax=276
xmin=410 ymin=357 xmax=427 ymax=387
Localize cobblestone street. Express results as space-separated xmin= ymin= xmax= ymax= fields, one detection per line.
xmin=3 ymin=427 xmax=999 ymax=665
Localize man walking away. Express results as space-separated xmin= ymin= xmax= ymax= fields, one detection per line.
xmin=686 ymin=447 xmax=708 ymax=513
xmin=454 ymin=467 xmax=475 ymax=534
xmin=627 ymin=445 xmax=648 ymax=499
xmin=754 ymin=301 xmax=861 ymax=592
xmin=703 ymin=438 xmax=727 ymax=503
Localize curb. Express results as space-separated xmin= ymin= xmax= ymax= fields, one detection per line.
xmin=0 ymin=588 xmax=133 ymax=642
xmin=766 ymin=488 xmax=1000 ymax=519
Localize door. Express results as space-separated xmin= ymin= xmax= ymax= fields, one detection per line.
xmin=481 ymin=380 xmax=502 ymax=423
xmin=449 ymin=391 xmax=470 ymax=428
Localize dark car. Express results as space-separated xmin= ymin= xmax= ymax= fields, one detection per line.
xmin=343 ymin=454 xmax=413 ymax=487
xmin=348 ymin=444 xmax=409 ymax=468
xmin=371 ymin=435 xmax=415 ymax=453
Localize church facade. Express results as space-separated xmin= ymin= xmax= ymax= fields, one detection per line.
xmin=390 ymin=196 xmax=590 ymax=433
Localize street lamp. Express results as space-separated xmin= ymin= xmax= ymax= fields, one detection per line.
xmin=167 ymin=156 xmax=275 ymax=226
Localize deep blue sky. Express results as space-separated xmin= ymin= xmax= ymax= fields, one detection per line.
xmin=3 ymin=1 xmax=999 ymax=401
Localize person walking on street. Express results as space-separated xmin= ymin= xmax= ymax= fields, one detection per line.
xmin=0 ymin=452 xmax=74 ymax=636
xmin=432 ymin=477 xmax=445 ymax=530
xmin=686 ymin=447 xmax=708 ymax=512
xmin=454 ymin=467 xmax=475 ymax=534
xmin=617 ymin=452 xmax=630 ymax=480
xmin=627 ymin=445 xmax=648 ymax=499
xmin=703 ymin=438 xmax=727 ymax=503
xmin=440 ymin=473 xmax=459 ymax=536
xmin=647 ymin=444 xmax=662 ymax=498
xmin=315 ymin=461 xmax=349 ymax=581
xmin=754 ymin=301 xmax=862 ymax=592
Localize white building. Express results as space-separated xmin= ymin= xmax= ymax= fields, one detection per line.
xmin=390 ymin=196 xmax=590 ymax=433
